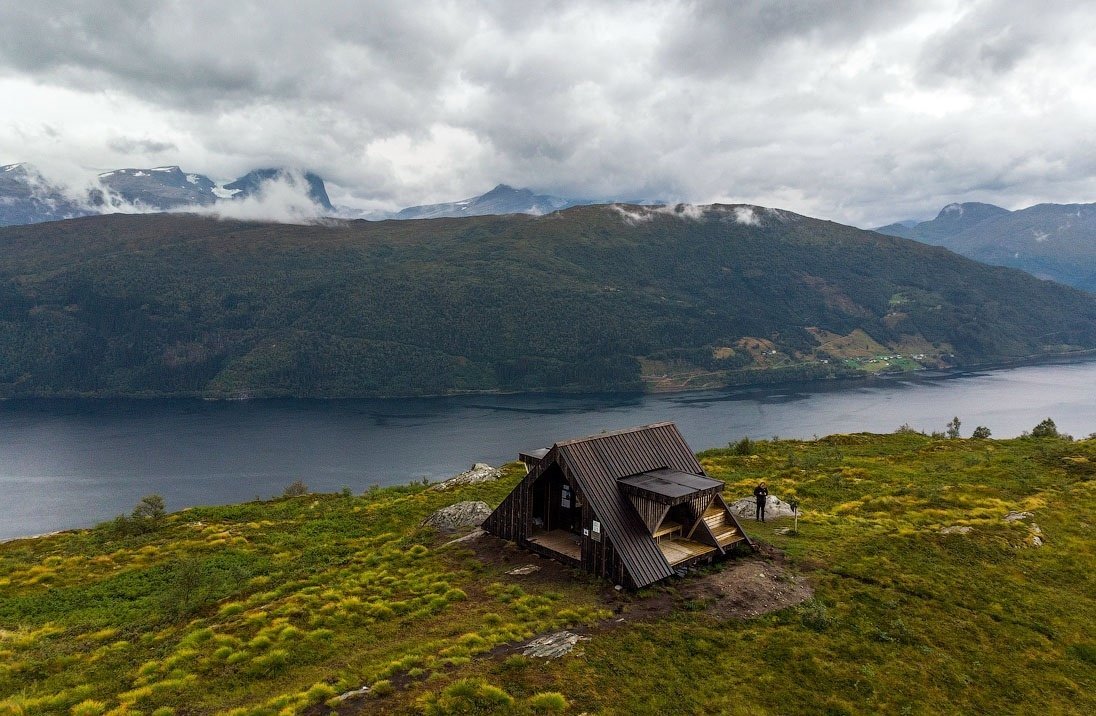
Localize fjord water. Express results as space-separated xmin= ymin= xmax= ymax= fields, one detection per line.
xmin=2 ymin=359 xmax=1094 ymax=540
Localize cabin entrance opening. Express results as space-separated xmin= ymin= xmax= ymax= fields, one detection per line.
xmin=527 ymin=464 xmax=582 ymax=561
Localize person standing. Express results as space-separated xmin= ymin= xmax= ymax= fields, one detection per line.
xmin=753 ymin=482 xmax=769 ymax=522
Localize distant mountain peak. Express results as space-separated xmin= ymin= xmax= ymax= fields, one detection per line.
xmin=1 ymin=163 xmax=335 ymax=225
xmin=395 ymin=183 xmax=577 ymax=220
xmin=223 ymin=168 xmax=333 ymax=210
xmin=875 ymin=200 xmax=1096 ymax=293
xmin=875 ymin=201 xmax=1010 ymax=242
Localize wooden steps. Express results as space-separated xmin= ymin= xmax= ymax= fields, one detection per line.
xmin=702 ymin=505 xmax=744 ymax=547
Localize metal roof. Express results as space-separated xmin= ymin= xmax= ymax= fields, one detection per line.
xmin=618 ymin=468 xmax=722 ymax=499
xmin=556 ymin=422 xmax=707 ymax=587
xmin=518 ymin=447 xmax=551 ymax=462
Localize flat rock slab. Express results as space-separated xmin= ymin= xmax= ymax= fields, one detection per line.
xmin=432 ymin=463 xmax=502 ymax=491
xmin=1004 ymin=510 xmax=1034 ymax=522
xmin=507 ymin=564 xmax=541 ymax=576
xmin=522 ymin=631 xmax=589 ymax=658
xmin=728 ymin=495 xmax=796 ymax=521
xmin=441 ymin=528 xmax=486 ymax=547
xmin=940 ymin=525 xmax=974 ymax=535
xmin=421 ymin=501 xmax=492 ymax=530
xmin=331 ymin=686 xmax=370 ymax=703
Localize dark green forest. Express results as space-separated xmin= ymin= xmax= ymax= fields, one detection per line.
xmin=1 ymin=204 xmax=1094 ymax=398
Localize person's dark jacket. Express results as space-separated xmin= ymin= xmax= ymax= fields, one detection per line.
xmin=753 ymin=485 xmax=768 ymax=504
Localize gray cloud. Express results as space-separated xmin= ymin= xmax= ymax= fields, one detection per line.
xmin=1 ymin=0 xmax=1095 ymax=226
xmin=917 ymin=0 xmax=1090 ymax=84
xmin=107 ymin=137 xmax=179 ymax=154
xmin=657 ymin=0 xmax=920 ymax=78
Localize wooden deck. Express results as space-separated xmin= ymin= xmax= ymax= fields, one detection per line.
xmin=659 ymin=536 xmax=717 ymax=566
xmin=528 ymin=529 xmax=582 ymax=560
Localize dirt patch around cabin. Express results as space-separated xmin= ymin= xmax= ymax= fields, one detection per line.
xmin=678 ymin=545 xmax=814 ymax=620
xmin=461 ymin=532 xmax=813 ymax=624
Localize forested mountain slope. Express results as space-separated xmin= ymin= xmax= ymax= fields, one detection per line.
xmin=1 ymin=203 xmax=1094 ymax=398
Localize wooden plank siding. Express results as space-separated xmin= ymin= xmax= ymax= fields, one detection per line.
xmin=628 ymin=495 xmax=671 ymax=534
xmin=678 ymin=492 xmax=716 ymax=538
xmin=483 ymin=422 xmax=752 ymax=589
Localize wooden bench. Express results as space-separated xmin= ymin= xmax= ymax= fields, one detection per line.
xmin=653 ymin=519 xmax=682 ymax=539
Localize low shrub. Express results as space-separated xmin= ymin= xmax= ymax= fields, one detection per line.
xmin=69 ymin=701 xmax=108 ymax=716
xmin=283 ymin=480 xmax=309 ymax=497
xmin=799 ymin=598 xmax=835 ymax=632
xmin=528 ymin=691 xmax=568 ymax=713
xmin=370 ymin=679 xmax=394 ymax=697
xmin=418 ymin=678 xmax=514 ymax=716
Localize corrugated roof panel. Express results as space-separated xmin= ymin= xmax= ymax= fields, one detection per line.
xmin=556 ymin=423 xmax=706 ymax=587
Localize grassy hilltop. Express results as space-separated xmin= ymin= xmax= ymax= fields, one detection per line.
xmin=1 ymin=430 xmax=1093 ymax=715
xmin=2 ymin=206 xmax=1095 ymax=398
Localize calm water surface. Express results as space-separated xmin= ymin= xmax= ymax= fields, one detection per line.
xmin=2 ymin=360 xmax=1094 ymax=539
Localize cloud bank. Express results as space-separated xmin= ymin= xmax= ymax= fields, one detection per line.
xmin=2 ymin=1 xmax=1095 ymax=226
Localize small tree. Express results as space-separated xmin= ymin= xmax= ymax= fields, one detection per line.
xmin=788 ymin=498 xmax=800 ymax=534
xmin=169 ymin=558 xmax=205 ymax=619
xmin=132 ymin=494 xmax=165 ymax=521
xmin=283 ymin=480 xmax=309 ymax=497
xmin=945 ymin=416 xmax=962 ymax=439
xmin=731 ymin=436 xmax=753 ymax=456
xmin=971 ymin=425 xmax=992 ymax=439
xmin=1031 ymin=418 xmax=1059 ymax=438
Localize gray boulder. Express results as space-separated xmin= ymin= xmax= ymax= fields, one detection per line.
xmin=432 ymin=463 xmax=502 ymax=491
xmin=728 ymin=495 xmax=797 ymax=521
xmin=421 ymin=501 xmax=492 ymax=531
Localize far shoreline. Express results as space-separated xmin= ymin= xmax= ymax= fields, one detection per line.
xmin=3 ymin=349 xmax=1095 ymax=405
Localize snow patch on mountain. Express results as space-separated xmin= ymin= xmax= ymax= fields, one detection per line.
xmin=211 ymin=184 xmax=241 ymax=199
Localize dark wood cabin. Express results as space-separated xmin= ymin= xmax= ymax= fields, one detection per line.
xmin=483 ymin=422 xmax=753 ymax=589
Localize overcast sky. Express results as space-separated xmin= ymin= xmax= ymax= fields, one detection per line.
xmin=2 ymin=0 xmax=1095 ymax=226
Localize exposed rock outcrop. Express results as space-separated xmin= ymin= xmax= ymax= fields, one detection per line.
xmin=728 ymin=495 xmax=796 ymax=521
xmin=421 ymin=501 xmax=491 ymax=531
xmin=432 ymin=463 xmax=502 ymax=491
xmin=522 ymin=631 xmax=589 ymax=658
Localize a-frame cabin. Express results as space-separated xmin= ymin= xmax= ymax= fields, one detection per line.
xmin=483 ymin=423 xmax=753 ymax=589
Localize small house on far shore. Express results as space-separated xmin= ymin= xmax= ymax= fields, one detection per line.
xmin=484 ymin=423 xmax=753 ymax=589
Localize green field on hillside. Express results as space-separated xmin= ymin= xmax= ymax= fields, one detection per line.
xmin=1 ymin=430 xmax=1093 ymax=715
